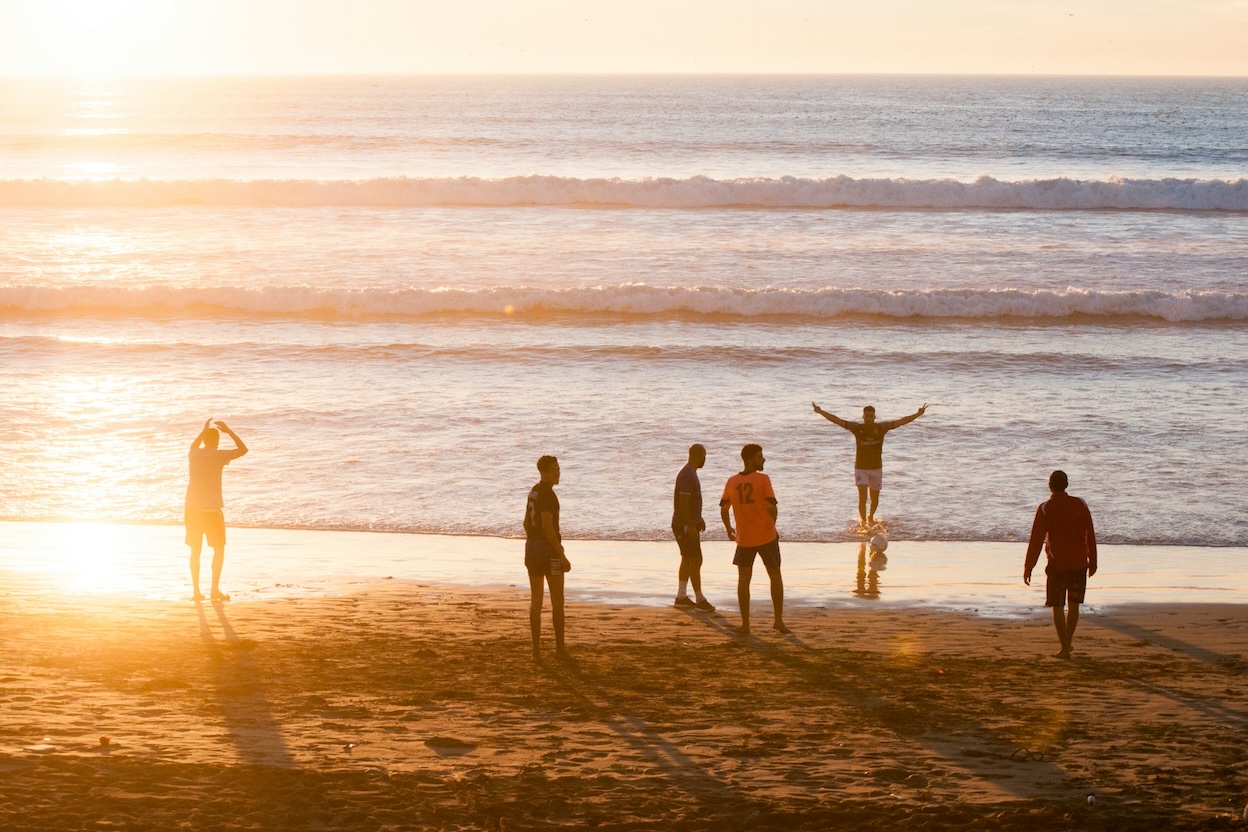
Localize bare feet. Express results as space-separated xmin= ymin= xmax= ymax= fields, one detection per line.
xmin=734 ymin=624 xmax=751 ymax=636
xmin=773 ymin=621 xmax=792 ymax=634
xmin=1053 ymin=648 xmax=1072 ymax=660
xmin=192 ymin=592 xmax=206 ymax=602
xmin=211 ymin=591 xmax=231 ymax=603
xmin=555 ymin=647 xmax=571 ymax=662
xmin=531 ymin=650 xmax=541 ymax=664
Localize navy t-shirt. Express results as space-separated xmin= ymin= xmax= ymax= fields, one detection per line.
xmin=671 ymin=464 xmax=703 ymax=528
xmin=849 ymin=422 xmax=892 ymax=470
xmin=524 ymin=481 xmax=560 ymax=541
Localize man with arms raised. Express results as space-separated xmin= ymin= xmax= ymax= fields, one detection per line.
xmin=186 ymin=418 xmax=248 ymax=602
xmin=811 ymin=401 xmax=927 ymax=531
xmin=525 ymin=455 xmax=572 ymax=662
xmin=721 ymin=444 xmax=789 ymax=635
xmin=673 ymin=444 xmax=715 ymax=611
xmin=1024 ymin=470 xmax=1097 ymax=659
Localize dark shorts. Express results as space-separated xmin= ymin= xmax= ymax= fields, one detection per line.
xmin=733 ymin=537 xmax=781 ymax=570
xmin=673 ymin=525 xmax=703 ymax=565
xmin=1045 ymin=565 xmax=1087 ymax=607
xmin=185 ymin=508 xmax=226 ymax=549
xmin=525 ymin=539 xmax=564 ymax=578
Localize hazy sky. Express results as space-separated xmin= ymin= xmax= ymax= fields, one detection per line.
xmin=2 ymin=0 xmax=1246 ymax=76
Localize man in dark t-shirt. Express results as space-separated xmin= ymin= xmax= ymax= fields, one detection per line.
xmin=1024 ymin=469 xmax=1098 ymax=660
xmin=812 ymin=401 xmax=927 ymax=530
xmin=524 ymin=455 xmax=571 ymax=662
xmin=672 ymin=443 xmax=714 ymax=611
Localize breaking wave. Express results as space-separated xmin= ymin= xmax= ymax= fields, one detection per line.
xmin=2 ymin=174 xmax=1247 ymax=211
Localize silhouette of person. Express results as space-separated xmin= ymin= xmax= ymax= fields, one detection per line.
xmin=524 ymin=455 xmax=571 ymax=661
xmin=185 ymin=419 xmax=248 ymax=602
xmin=1024 ymin=470 xmax=1097 ymax=659
xmin=720 ymin=444 xmax=789 ymax=635
xmin=811 ymin=402 xmax=927 ymax=530
xmin=672 ymin=443 xmax=714 ymax=611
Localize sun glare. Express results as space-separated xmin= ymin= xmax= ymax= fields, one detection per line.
xmin=51 ymin=0 xmax=143 ymax=31
xmin=22 ymin=0 xmax=158 ymax=77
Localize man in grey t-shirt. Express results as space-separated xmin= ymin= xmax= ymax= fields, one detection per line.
xmin=186 ymin=419 xmax=248 ymax=602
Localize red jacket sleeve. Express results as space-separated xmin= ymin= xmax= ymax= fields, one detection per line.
xmin=1024 ymin=503 xmax=1047 ymax=575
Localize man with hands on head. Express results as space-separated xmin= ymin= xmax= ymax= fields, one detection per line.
xmin=811 ymin=401 xmax=927 ymax=530
xmin=185 ymin=418 xmax=248 ymax=603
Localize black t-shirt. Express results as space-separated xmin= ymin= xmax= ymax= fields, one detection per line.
xmin=524 ymin=481 xmax=560 ymax=541
xmin=849 ymin=422 xmax=892 ymax=470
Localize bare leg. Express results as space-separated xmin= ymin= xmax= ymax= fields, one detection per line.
xmin=856 ymin=485 xmax=869 ymax=526
xmin=736 ymin=563 xmax=753 ymax=634
xmin=868 ymin=488 xmax=880 ymax=523
xmin=678 ymin=556 xmax=691 ymax=591
xmin=549 ymin=570 xmax=567 ymax=657
xmin=189 ymin=541 xmax=204 ymax=601
xmin=528 ymin=572 xmax=544 ymax=661
xmin=209 ymin=546 xmax=228 ymax=601
xmin=764 ymin=559 xmax=789 ymax=633
xmin=689 ymin=561 xmax=703 ymax=600
xmin=1065 ymin=602 xmax=1080 ymax=652
xmin=1051 ymin=606 xmax=1072 ymax=658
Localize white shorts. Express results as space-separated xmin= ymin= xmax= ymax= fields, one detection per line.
xmin=854 ymin=469 xmax=883 ymax=490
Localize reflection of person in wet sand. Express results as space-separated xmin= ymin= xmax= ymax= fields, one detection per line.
xmin=672 ymin=443 xmax=714 ymax=611
xmin=811 ymin=401 xmax=927 ymax=531
xmin=524 ymin=455 xmax=571 ymax=662
xmin=186 ymin=419 xmax=248 ymax=602
xmin=720 ymin=444 xmax=789 ymax=635
xmin=853 ymin=542 xmax=887 ymax=600
xmin=1024 ymin=470 xmax=1097 ymax=660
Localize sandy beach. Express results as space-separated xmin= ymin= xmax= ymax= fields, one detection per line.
xmin=2 ymin=579 xmax=1246 ymax=830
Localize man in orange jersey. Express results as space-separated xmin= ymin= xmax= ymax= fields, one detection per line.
xmin=1024 ymin=470 xmax=1097 ymax=660
xmin=720 ymin=444 xmax=789 ymax=635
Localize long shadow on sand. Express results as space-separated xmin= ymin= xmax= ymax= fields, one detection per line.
xmin=679 ymin=608 xmax=1083 ymax=800
xmin=196 ymin=601 xmax=294 ymax=767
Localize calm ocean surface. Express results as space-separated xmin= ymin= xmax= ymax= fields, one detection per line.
xmin=1 ymin=76 xmax=1246 ymax=557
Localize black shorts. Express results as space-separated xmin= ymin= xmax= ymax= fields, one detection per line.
xmin=185 ymin=508 xmax=226 ymax=549
xmin=525 ymin=539 xmax=564 ymax=578
xmin=673 ymin=525 xmax=703 ymax=565
xmin=733 ymin=537 xmax=781 ymax=570
xmin=1045 ymin=565 xmax=1087 ymax=607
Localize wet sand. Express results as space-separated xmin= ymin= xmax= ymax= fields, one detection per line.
xmin=1 ymin=582 xmax=1246 ymax=830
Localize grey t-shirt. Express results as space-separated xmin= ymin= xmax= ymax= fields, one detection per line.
xmin=672 ymin=464 xmax=703 ymax=529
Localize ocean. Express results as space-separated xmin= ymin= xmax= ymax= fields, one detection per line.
xmin=2 ymin=75 xmax=1246 ymax=571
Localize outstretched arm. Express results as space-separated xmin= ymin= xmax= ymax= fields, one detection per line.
xmin=190 ymin=418 xmax=213 ymax=453
xmin=214 ymin=421 xmax=248 ymax=457
xmin=812 ymin=402 xmax=852 ymax=430
xmin=887 ymin=403 xmax=928 ymax=430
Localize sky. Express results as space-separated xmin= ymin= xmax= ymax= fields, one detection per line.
xmin=1 ymin=0 xmax=1246 ymax=76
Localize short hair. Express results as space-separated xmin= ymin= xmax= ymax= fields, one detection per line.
xmin=1049 ymin=470 xmax=1069 ymax=492
xmin=740 ymin=443 xmax=762 ymax=463
xmin=863 ymin=405 xmax=876 ymax=414
xmin=536 ymin=455 xmax=559 ymax=474
xmin=688 ymin=443 xmax=705 ymax=457
xmin=203 ymin=428 xmax=220 ymax=448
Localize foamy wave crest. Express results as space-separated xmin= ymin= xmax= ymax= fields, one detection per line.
xmin=3 ymin=284 xmax=1245 ymax=322
xmin=2 ymin=174 xmax=1247 ymax=210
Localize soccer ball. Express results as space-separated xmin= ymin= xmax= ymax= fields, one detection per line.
xmin=870 ymin=534 xmax=888 ymax=553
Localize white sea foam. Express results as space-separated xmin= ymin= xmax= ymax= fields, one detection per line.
xmin=3 ymin=175 xmax=1247 ymax=211
xmin=3 ymin=284 xmax=1244 ymax=322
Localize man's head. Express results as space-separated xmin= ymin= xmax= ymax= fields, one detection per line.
xmin=1049 ymin=470 xmax=1069 ymax=493
xmin=740 ymin=443 xmax=764 ymax=472
xmin=862 ymin=405 xmax=876 ymax=424
xmin=537 ymin=455 xmax=560 ymax=485
xmin=203 ymin=428 xmax=220 ymax=450
xmin=688 ymin=443 xmax=706 ymax=469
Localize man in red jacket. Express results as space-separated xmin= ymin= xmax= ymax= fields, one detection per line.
xmin=1024 ymin=470 xmax=1098 ymax=659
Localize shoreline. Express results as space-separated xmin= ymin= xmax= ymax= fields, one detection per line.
xmin=2 ymin=520 xmax=1246 ymax=614
xmin=1 ymin=583 xmax=1246 ymax=829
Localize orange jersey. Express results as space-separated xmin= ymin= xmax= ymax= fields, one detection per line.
xmin=721 ymin=471 xmax=778 ymax=548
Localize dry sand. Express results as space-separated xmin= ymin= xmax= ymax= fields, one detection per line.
xmin=2 ymin=582 xmax=1246 ymax=830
